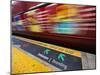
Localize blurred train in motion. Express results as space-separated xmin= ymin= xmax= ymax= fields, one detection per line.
xmin=12 ymin=1 xmax=96 ymax=54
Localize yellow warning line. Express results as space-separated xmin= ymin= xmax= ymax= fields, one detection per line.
xmin=15 ymin=36 xmax=81 ymax=57
xmin=12 ymin=47 xmax=55 ymax=74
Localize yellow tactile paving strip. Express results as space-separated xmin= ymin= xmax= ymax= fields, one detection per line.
xmin=12 ymin=47 xmax=55 ymax=74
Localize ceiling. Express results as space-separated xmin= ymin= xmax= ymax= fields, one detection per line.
xmin=12 ymin=1 xmax=42 ymax=16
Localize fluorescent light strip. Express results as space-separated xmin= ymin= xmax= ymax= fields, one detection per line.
xmin=36 ymin=14 xmax=49 ymax=17
xmin=37 ymin=21 xmax=50 ymax=23
xmin=78 ymin=13 xmax=96 ymax=17
xmin=79 ymin=7 xmax=96 ymax=12
xmin=36 ymin=10 xmax=49 ymax=15
xmin=46 ymin=3 xmax=57 ymax=7
xmin=29 ymin=3 xmax=47 ymax=9
xmin=37 ymin=18 xmax=49 ymax=20
xmin=78 ymin=23 xmax=95 ymax=26
xmin=24 ymin=10 xmax=36 ymax=14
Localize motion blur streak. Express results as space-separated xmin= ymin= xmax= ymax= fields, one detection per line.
xmin=12 ymin=1 xmax=96 ymax=54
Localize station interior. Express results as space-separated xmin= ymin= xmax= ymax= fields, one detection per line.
xmin=11 ymin=0 xmax=96 ymax=74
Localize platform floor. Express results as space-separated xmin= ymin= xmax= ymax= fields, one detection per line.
xmin=11 ymin=36 xmax=96 ymax=74
xmin=12 ymin=47 xmax=55 ymax=74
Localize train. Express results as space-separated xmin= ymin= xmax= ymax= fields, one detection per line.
xmin=12 ymin=1 xmax=96 ymax=54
